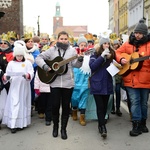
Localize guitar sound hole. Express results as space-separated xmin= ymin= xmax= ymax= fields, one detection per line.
xmin=52 ymin=62 xmax=59 ymax=71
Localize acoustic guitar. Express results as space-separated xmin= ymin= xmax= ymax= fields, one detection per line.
xmin=38 ymin=48 xmax=95 ymax=84
xmin=118 ymin=52 xmax=150 ymax=76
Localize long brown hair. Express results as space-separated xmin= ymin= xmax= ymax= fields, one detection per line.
xmin=96 ymin=44 xmax=116 ymax=61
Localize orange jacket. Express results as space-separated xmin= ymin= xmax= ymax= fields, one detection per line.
xmin=115 ymin=41 xmax=150 ymax=88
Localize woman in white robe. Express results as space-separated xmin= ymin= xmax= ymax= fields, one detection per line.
xmin=2 ymin=42 xmax=34 ymax=133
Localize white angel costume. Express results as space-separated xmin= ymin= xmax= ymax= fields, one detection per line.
xmin=2 ymin=60 xmax=34 ymax=129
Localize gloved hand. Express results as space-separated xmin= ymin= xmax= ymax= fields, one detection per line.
xmin=78 ymin=56 xmax=84 ymax=62
xmin=101 ymin=48 xmax=110 ymax=58
xmin=6 ymin=76 xmax=11 ymax=80
xmin=35 ymin=89 xmax=40 ymax=96
xmin=3 ymin=75 xmax=10 ymax=81
xmin=42 ymin=64 xmax=51 ymax=71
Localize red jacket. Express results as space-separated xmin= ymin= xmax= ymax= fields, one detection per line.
xmin=116 ymin=41 xmax=150 ymax=88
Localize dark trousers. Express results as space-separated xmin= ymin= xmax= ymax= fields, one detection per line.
xmin=38 ymin=92 xmax=52 ymax=121
xmin=94 ymin=94 xmax=109 ymax=126
xmin=115 ymin=83 xmax=121 ymax=109
xmin=51 ymin=87 xmax=73 ymax=118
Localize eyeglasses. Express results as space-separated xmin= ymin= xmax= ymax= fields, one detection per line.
xmin=0 ymin=42 xmax=7 ymax=45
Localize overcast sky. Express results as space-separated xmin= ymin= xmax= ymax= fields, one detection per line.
xmin=23 ymin=0 xmax=109 ymax=36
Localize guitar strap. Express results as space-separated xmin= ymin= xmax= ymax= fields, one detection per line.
xmin=58 ymin=49 xmax=66 ymax=58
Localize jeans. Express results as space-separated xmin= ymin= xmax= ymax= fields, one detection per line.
xmin=126 ymin=87 xmax=149 ymax=121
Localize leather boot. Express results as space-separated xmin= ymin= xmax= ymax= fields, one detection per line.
xmin=130 ymin=121 xmax=142 ymax=136
xmin=52 ymin=116 xmax=59 ymax=138
xmin=116 ymin=108 xmax=122 ymax=117
xmin=98 ymin=125 xmax=107 ymax=138
xmin=61 ymin=116 xmax=69 ymax=140
xmin=72 ymin=109 xmax=78 ymax=121
xmin=140 ymin=119 xmax=149 ymax=133
xmin=79 ymin=114 xmax=86 ymax=126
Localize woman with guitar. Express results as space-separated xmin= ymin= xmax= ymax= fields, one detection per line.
xmin=115 ymin=19 xmax=150 ymax=136
xmin=35 ymin=31 xmax=84 ymax=140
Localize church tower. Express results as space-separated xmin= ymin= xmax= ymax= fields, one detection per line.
xmin=53 ymin=2 xmax=63 ymax=34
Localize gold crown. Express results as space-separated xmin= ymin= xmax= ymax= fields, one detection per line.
xmin=68 ymin=35 xmax=74 ymax=44
xmin=1 ymin=33 xmax=9 ymax=41
xmin=84 ymin=33 xmax=93 ymax=41
xmin=24 ymin=32 xmax=33 ymax=40
xmin=7 ymin=31 xmax=17 ymax=39
xmin=42 ymin=45 xmax=50 ymax=51
xmin=109 ymin=33 xmax=118 ymax=40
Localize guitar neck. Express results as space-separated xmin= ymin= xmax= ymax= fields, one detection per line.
xmin=59 ymin=55 xmax=78 ymax=67
xmin=132 ymin=55 xmax=150 ymax=63
xmin=58 ymin=48 xmax=95 ymax=67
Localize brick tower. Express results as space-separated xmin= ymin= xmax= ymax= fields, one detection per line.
xmin=53 ymin=2 xmax=63 ymax=34
xmin=0 ymin=0 xmax=23 ymax=38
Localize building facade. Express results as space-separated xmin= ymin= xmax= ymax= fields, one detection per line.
xmin=0 ymin=0 xmax=23 ymax=37
xmin=53 ymin=2 xmax=87 ymax=38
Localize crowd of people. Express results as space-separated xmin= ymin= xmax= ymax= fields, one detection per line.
xmin=0 ymin=19 xmax=150 ymax=140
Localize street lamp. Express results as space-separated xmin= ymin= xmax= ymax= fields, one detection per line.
xmin=37 ymin=16 xmax=40 ymax=36
xmin=0 ymin=0 xmax=12 ymax=8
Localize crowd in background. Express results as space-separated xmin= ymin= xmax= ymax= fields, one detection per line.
xmin=0 ymin=18 xmax=150 ymax=140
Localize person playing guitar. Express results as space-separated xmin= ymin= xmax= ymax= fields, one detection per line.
xmin=35 ymin=31 xmax=84 ymax=140
xmin=115 ymin=19 xmax=150 ymax=137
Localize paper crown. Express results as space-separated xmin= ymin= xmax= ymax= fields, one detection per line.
xmin=7 ymin=31 xmax=17 ymax=39
xmin=42 ymin=45 xmax=50 ymax=51
xmin=84 ymin=33 xmax=93 ymax=41
xmin=1 ymin=33 xmax=9 ymax=41
xmin=109 ymin=33 xmax=118 ymax=40
xmin=68 ymin=35 xmax=74 ymax=44
xmin=23 ymin=32 xmax=33 ymax=40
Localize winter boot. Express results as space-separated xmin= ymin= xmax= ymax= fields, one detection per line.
xmin=61 ymin=116 xmax=69 ymax=140
xmin=98 ymin=125 xmax=107 ymax=138
xmin=72 ymin=109 xmax=78 ymax=121
xmin=52 ymin=116 xmax=59 ymax=138
xmin=140 ymin=119 xmax=149 ymax=133
xmin=130 ymin=121 xmax=142 ymax=136
xmin=79 ymin=114 xmax=86 ymax=126
xmin=116 ymin=108 xmax=122 ymax=117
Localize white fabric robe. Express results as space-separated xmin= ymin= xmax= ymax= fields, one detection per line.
xmin=0 ymin=88 xmax=7 ymax=121
xmin=2 ymin=60 xmax=34 ymax=129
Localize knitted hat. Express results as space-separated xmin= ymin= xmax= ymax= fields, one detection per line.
xmin=113 ymin=40 xmax=119 ymax=45
xmin=134 ymin=19 xmax=148 ymax=35
xmin=77 ymin=36 xmax=88 ymax=46
xmin=13 ymin=40 xmax=26 ymax=56
xmin=99 ymin=37 xmax=110 ymax=46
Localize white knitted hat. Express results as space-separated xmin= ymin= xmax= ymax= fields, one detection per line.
xmin=13 ymin=40 xmax=26 ymax=56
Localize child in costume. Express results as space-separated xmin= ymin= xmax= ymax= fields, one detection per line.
xmin=2 ymin=41 xmax=34 ymax=133
xmin=71 ymin=35 xmax=91 ymax=126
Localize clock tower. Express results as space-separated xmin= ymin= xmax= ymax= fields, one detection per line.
xmin=53 ymin=2 xmax=63 ymax=34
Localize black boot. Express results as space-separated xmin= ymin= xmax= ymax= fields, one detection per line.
xmin=98 ymin=125 xmax=107 ymax=138
xmin=140 ymin=119 xmax=149 ymax=133
xmin=116 ymin=108 xmax=122 ymax=117
xmin=130 ymin=121 xmax=142 ymax=136
xmin=52 ymin=116 xmax=59 ymax=138
xmin=61 ymin=116 xmax=69 ymax=140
